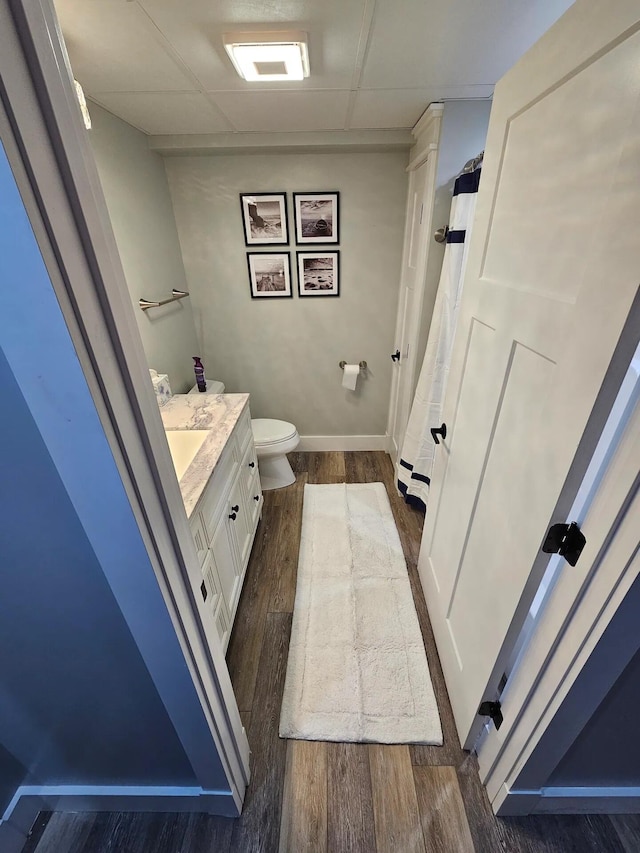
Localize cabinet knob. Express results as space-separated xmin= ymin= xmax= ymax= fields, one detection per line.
xmin=229 ymin=512 xmax=237 ymax=521
xmin=253 ymin=494 xmax=260 ymax=501
xmin=231 ymin=504 xmax=240 ymax=513
xmin=391 ymin=349 xmax=400 ymax=362
xmin=249 ymin=461 xmax=255 ymax=468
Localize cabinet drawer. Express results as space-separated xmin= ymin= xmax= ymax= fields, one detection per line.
xmin=242 ymin=438 xmax=258 ymax=479
xmin=247 ymin=467 xmax=263 ymax=529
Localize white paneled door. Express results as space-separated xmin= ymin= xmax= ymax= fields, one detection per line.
xmin=418 ymin=0 xmax=640 ymax=749
xmin=390 ymin=155 xmax=435 ymax=462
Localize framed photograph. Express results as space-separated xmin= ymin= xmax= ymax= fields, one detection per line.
xmin=240 ymin=193 xmax=289 ymax=245
xmin=293 ymin=192 xmax=339 ymax=244
xmin=247 ymin=253 xmax=292 ymax=299
xmin=297 ymin=251 xmax=340 ymax=297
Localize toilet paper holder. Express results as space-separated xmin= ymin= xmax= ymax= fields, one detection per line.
xmin=339 ymin=360 xmax=367 ymax=371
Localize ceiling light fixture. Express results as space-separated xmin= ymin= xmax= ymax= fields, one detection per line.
xmin=223 ymin=31 xmax=310 ymax=82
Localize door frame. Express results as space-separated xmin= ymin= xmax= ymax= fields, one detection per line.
xmin=1 ymin=0 xmax=250 ymax=811
xmin=387 ymin=105 xmax=442 ymax=460
xmin=476 ymin=347 xmax=640 ymax=815
xmin=9 ymin=0 xmax=640 ymax=822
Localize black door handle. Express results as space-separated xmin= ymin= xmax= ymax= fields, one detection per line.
xmin=228 ymin=512 xmax=237 ymax=521
xmin=391 ymin=349 xmax=400 ymax=362
xmin=430 ymin=423 xmax=447 ymax=445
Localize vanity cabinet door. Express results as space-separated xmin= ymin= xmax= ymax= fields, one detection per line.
xmin=228 ymin=463 xmax=252 ymax=572
xmin=209 ymin=507 xmax=241 ymax=623
xmin=190 ymin=512 xmax=209 ymax=568
xmin=215 ymin=596 xmax=231 ymax=650
xmin=199 ymin=548 xmax=220 ymax=616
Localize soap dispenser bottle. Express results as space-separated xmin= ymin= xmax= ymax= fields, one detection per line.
xmin=193 ymin=356 xmax=207 ymax=392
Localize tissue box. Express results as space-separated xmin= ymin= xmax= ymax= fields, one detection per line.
xmin=149 ymin=369 xmax=172 ymax=407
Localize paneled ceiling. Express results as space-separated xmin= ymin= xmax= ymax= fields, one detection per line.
xmin=54 ymin=0 xmax=574 ymax=137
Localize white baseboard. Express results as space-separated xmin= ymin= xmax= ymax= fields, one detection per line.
xmin=497 ymin=785 xmax=640 ymax=815
xmin=297 ymin=435 xmax=388 ymax=452
xmin=1 ymin=784 xmax=238 ymax=848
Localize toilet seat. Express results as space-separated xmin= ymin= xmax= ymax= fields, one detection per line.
xmin=252 ymin=418 xmax=297 ymax=446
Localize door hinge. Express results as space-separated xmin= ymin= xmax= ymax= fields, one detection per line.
xmin=542 ymin=521 xmax=586 ymax=567
xmin=478 ymin=700 xmax=503 ymax=730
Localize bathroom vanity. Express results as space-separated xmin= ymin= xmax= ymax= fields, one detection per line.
xmin=161 ymin=393 xmax=262 ymax=649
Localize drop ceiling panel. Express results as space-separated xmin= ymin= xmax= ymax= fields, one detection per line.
xmin=360 ymin=0 xmax=574 ymax=89
xmin=93 ymin=93 xmax=232 ymax=135
xmin=350 ymin=87 xmax=494 ymax=129
xmin=53 ymin=0 xmax=574 ymax=136
xmin=55 ymin=0 xmax=196 ymax=93
xmin=211 ymin=90 xmax=350 ymax=132
xmin=136 ymin=0 xmax=368 ymax=92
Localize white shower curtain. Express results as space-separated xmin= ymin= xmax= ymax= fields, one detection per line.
xmin=397 ymin=165 xmax=481 ymax=510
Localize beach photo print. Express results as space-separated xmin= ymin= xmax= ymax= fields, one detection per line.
xmin=293 ymin=192 xmax=339 ymax=244
xmin=247 ymin=252 xmax=293 ymax=299
xmin=297 ymin=251 xmax=340 ymax=297
xmin=240 ymin=193 xmax=289 ymax=245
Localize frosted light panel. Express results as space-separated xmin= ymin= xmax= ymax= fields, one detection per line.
xmin=231 ymin=44 xmax=305 ymax=81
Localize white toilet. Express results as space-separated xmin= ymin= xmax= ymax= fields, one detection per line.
xmin=251 ymin=418 xmax=300 ymax=490
xmin=187 ymin=381 xmax=299 ymax=491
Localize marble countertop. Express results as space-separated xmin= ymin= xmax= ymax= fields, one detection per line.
xmin=161 ymin=393 xmax=250 ymax=518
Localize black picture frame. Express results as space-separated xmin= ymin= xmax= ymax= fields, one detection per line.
xmin=296 ymin=251 xmax=340 ymax=297
xmin=293 ymin=192 xmax=340 ymax=244
xmin=247 ymin=252 xmax=293 ymax=299
xmin=239 ymin=193 xmax=289 ymax=246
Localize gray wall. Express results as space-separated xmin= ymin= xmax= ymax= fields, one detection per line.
xmin=164 ymin=151 xmax=408 ymax=436
xmin=0 ymin=348 xmax=196 ymax=787
xmin=415 ymin=100 xmax=492 ymax=376
xmin=89 ymin=104 xmax=200 ymax=393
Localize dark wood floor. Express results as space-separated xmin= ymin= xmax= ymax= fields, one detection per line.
xmin=23 ymin=452 xmax=638 ymax=852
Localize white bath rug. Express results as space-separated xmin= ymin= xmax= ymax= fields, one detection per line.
xmin=279 ymin=482 xmax=443 ymax=744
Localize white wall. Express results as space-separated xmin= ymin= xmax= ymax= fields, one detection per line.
xmin=164 ymin=151 xmax=408 ymax=437
xmin=89 ymin=104 xmax=200 ymax=393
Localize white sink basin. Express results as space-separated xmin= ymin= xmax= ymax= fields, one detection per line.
xmin=165 ymin=429 xmax=210 ymax=481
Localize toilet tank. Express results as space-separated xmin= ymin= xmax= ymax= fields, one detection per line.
xmin=187 ymin=380 xmax=225 ymax=395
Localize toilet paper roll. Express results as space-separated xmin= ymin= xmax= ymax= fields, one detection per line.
xmin=342 ymin=363 xmax=360 ymax=391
